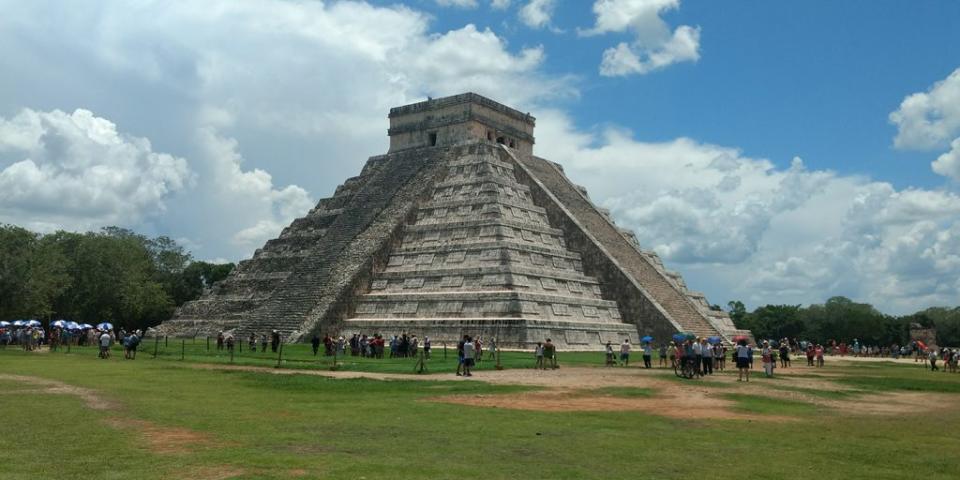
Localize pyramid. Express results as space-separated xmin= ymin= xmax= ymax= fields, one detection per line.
xmin=159 ymin=93 xmax=749 ymax=348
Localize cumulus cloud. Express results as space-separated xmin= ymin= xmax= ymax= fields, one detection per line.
xmin=520 ymin=0 xmax=558 ymax=30
xmin=0 ymin=0 xmax=571 ymax=258
xmin=890 ymin=68 xmax=960 ymax=182
xmin=491 ymin=0 xmax=512 ymax=9
xmin=194 ymin=128 xmax=314 ymax=250
xmin=933 ymin=138 xmax=960 ymax=181
xmin=890 ymin=68 xmax=960 ymax=150
xmin=581 ymin=0 xmax=700 ymax=76
xmin=0 ymin=108 xmax=192 ymax=232
xmin=535 ymin=110 xmax=960 ymax=313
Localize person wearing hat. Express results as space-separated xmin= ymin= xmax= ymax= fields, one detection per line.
xmin=761 ymin=340 xmax=774 ymax=377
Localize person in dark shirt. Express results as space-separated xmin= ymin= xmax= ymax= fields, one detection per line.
xmin=311 ymin=334 xmax=321 ymax=356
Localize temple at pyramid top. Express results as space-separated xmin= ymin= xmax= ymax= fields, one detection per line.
xmin=158 ymin=93 xmax=750 ymax=348
xmin=388 ymin=93 xmax=536 ymax=154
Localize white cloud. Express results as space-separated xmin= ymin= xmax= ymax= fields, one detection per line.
xmin=520 ymin=0 xmax=558 ymax=30
xmin=933 ymin=138 xmax=960 ymax=181
xmin=535 ymin=110 xmax=960 ymax=313
xmin=491 ymin=0 xmax=512 ymax=9
xmin=0 ymin=0 xmax=571 ymax=259
xmin=435 ymin=0 xmax=479 ymax=8
xmin=890 ymin=68 xmax=960 ymax=150
xmin=194 ymin=128 xmax=313 ymax=250
xmin=581 ymin=0 xmax=700 ymax=76
xmin=0 ymin=108 xmax=192 ymax=232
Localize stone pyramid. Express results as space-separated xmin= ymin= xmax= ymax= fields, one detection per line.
xmin=159 ymin=93 xmax=748 ymax=348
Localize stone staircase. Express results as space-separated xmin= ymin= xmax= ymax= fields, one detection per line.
xmin=238 ymin=147 xmax=450 ymax=339
xmin=508 ymin=148 xmax=730 ymax=341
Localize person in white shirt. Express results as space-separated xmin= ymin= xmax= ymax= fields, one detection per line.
xmin=620 ymin=339 xmax=631 ymax=366
xmin=98 ymin=331 xmax=112 ymax=359
xmin=692 ymin=340 xmax=703 ymax=376
xmin=462 ymin=336 xmax=476 ymax=377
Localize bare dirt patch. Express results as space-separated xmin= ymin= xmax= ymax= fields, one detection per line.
xmin=103 ymin=417 xmax=216 ymax=454
xmin=184 ymin=466 xmax=245 ymax=480
xmin=428 ymin=386 xmax=790 ymax=421
xmin=0 ymin=373 xmax=118 ymax=410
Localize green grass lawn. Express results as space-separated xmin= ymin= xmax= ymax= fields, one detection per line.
xmin=1 ymin=347 xmax=959 ymax=479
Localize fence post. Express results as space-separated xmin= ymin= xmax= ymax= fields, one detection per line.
xmin=206 ymin=337 xmax=210 ymax=351
xmin=443 ymin=342 xmax=447 ymax=360
xmin=165 ymin=336 xmax=168 ymax=348
xmin=230 ymin=345 xmax=234 ymax=363
xmin=239 ymin=338 xmax=242 ymax=353
xmin=275 ymin=341 xmax=283 ymax=368
xmin=180 ymin=339 xmax=185 ymax=360
xmin=153 ymin=336 xmax=159 ymax=359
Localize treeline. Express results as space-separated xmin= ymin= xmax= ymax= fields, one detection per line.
xmin=728 ymin=296 xmax=960 ymax=347
xmin=0 ymin=225 xmax=234 ymax=331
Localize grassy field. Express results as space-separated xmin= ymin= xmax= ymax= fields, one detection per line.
xmin=1 ymin=344 xmax=959 ymax=480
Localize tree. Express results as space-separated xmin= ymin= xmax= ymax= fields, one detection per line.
xmin=727 ymin=300 xmax=747 ymax=327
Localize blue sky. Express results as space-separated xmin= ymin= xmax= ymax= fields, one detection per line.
xmin=1 ymin=0 xmax=959 ymax=314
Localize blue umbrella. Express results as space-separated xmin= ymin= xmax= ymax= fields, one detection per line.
xmin=66 ymin=321 xmax=81 ymax=330
xmin=26 ymin=319 xmax=42 ymax=327
xmin=51 ymin=320 xmax=67 ymax=328
xmin=0 ymin=321 xmax=10 ymax=328
xmin=80 ymin=323 xmax=94 ymax=330
xmin=12 ymin=320 xmax=24 ymax=327
xmin=708 ymin=336 xmax=722 ymax=344
xmin=672 ymin=333 xmax=686 ymax=343
xmin=641 ymin=335 xmax=654 ymax=343
xmin=96 ymin=322 xmax=113 ymax=331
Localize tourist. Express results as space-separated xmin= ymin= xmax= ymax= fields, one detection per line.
xmin=311 ymin=334 xmax=320 ymax=356
xmin=544 ymin=338 xmax=557 ymax=369
xmin=658 ymin=343 xmax=668 ymax=367
xmin=474 ymin=337 xmax=482 ymax=363
xmin=410 ymin=335 xmax=419 ymax=357
xmin=126 ymin=331 xmax=140 ymax=359
xmin=779 ymin=341 xmax=790 ymax=368
xmin=323 ymin=334 xmax=333 ymax=356
xmin=424 ymin=336 xmax=431 ymax=359
xmin=762 ymin=341 xmax=774 ymax=377
xmin=668 ymin=342 xmax=677 ymax=369
xmin=390 ymin=336 xmax=399 ymax=358
xmin=815 ymin=344 xmax=824 ymax=368
xmin=271 ymin=330 xmax=280 ymax=353
xmin=98 ymin=330 xmax=112 ymax=359
xmin=226 ymin=334 xmax=235 ymax=352
xmin=692 ymin=338 xmax=702 ymax=376
xmin=605 ymin=341 xmax=615 ymax=366
xmin=534 ymin=342 xmax=545 ymax=370
xmin=700 ymin=339 xmax=712 ymax=375
xmin=637 ymin=340 xmax=649 ymax=369
xmin=456 ymin=336 xmax=466 ymax=376
xmin=462 ymin=336 xmax=476 ymax=377
xmin=929 ymin=348 xmax=938 ymax=371
xmin=713 ymin=342 xmax=724 ymax=371
xmin=260 ymin=333 xmax=268 ymax=352
xmin=349 ymin=334 xmax=360 ymax=356
xmin=216 ymin=331 xmax=225 ymax=351
xmin=487 ymin=337 xmax=497 ymax=360
xmin=806 ymin=344 xmax=815 ymax=367
xmin=736 ymin=339 xmax=751 ymax=382
xmin=620 ymin=339 xmax=631 ymax=366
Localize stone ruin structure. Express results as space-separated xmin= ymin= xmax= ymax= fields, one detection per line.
xmin=158 ymin=93 xmax=749 ymax=349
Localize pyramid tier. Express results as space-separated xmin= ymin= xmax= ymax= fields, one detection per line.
xmin=353 ymin=290 xmax=621 ymax=324
xmin=340 ymin=317 xmax=640 ymax=350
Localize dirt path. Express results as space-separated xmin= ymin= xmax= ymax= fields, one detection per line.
xmin=187 ymin=362 xmax=955 ymax=420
